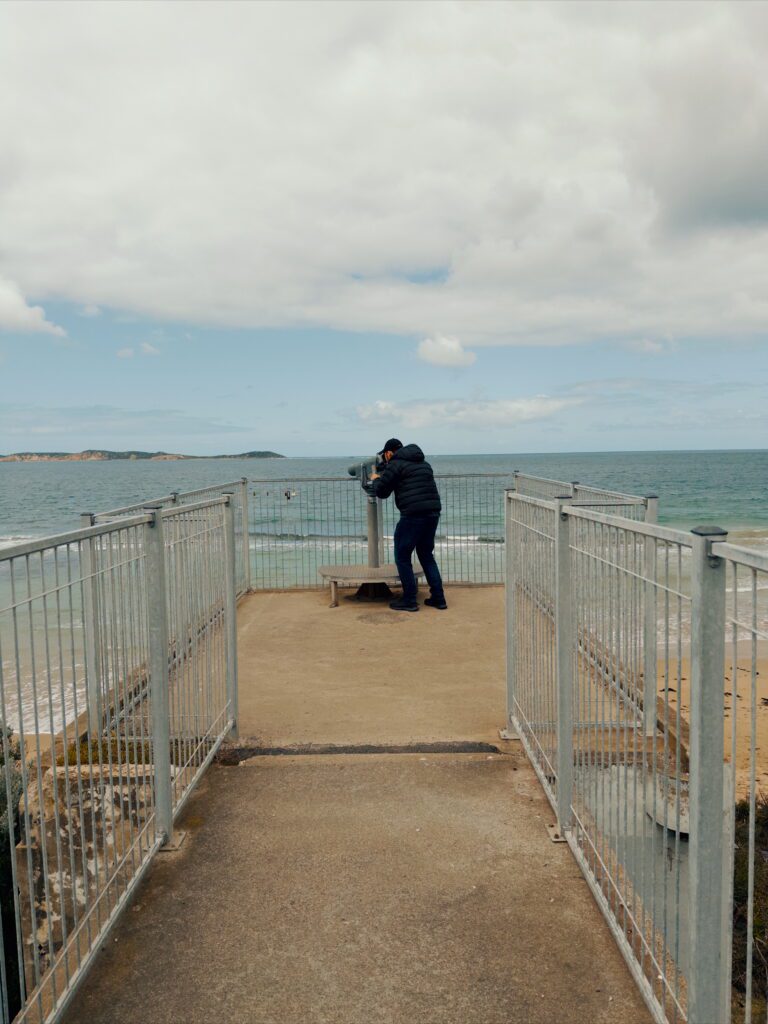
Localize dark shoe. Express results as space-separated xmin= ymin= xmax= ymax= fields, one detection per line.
xmin=424 ymin=596 xmax=448 ymax=610
xmin=389 ymin=599 xmax=419 ymax=612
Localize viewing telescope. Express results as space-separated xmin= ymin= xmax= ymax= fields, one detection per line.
xmin=347 ymin=457 xmax=383 ymax=496
xmin=347 ymin=457 xmax=384 ymax=566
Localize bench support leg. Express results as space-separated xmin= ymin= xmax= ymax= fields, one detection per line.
xmin=330 ymin=580 xmax=338 ymax=608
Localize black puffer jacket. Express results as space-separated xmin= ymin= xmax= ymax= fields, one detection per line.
xmin=372 ymin=444 xmax=441 ymax=516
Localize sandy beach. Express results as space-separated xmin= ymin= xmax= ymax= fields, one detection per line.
xmin=661 ymin=647 xmax=768 ymax=798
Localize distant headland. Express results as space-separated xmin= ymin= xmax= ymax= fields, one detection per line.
xmin=0 ymin=450 xmax=285 ymax=462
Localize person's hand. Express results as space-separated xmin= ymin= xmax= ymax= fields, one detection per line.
xmin=369 ymin=472 xmax=380 ymax=480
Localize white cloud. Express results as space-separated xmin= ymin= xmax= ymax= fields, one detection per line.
xmin=140 ymin=341 xmax=160 ymax=355
xmin=0 ymin=5 xmax=767 ymax=348
xmin=417 ymin=335 xmax=476 ymax=367
xmin=116 ymin=347 xmax=134 ymax=359
xmin=0 ymin=402 xmax=251 ymax=450
xmin=622 ymin=339 xmax=665 ymax=355
xmin=357 ymin=396 xmax=580 ymax=431
xmin=79 ymin=304 xmax=101 ymax=318
xmin=0 ymin=276 xmax=64 ymax=336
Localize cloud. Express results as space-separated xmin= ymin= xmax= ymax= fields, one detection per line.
xmin=140 ymin=341 xmax=160 ymax=355
xmin=0 ymin=402 xmax=250 ymax=450
xmin=417 ymin=335 xmax=476 ymax=367
xmin=0 ymin=5 xmax=767 ymax=349
xmin=116 ymin=347 xmax=134 ymax=359
xmin=0 ymin=276 xmax=65 ymax=336
xmin=357 ymin=396 xmax=580 ymax=431
xmin=621 ymin=339 xmax=665 ymax=355
xmin=79 ymin=304 xmax=101 ymax=318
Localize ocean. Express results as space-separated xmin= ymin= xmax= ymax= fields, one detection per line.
xmin=1 ymin=449 xmax=767 ymax=547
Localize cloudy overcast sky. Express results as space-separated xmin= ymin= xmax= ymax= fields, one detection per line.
xmin=1 ymin=1 xmax=767 ymax=456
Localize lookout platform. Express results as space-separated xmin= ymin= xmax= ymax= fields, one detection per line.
xmin=62 ymin=588 xmax=651 ymax=1024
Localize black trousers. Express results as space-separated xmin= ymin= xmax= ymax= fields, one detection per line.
xmin=393 ymin=514 xmax=445 ymax=603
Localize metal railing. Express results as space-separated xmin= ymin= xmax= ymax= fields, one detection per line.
xmin=249 ymin=474 xmax=514 ymax=589
xmin=94 ymin=479 xmax=250 ymax=597
xmin=711 ymin=540 xmax=768 ymax=1024
xmin=512 ymin=471 xmax=652 ymax=521
xmin=506 ymin=484 xmax=768 ymax=1024
xmin=0 ymin=495 xmax=238 ymax=1023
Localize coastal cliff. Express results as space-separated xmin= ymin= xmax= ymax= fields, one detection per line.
xmin=0 ymin=450 xmax=284 ymax=462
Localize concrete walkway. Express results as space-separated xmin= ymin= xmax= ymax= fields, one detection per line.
xmin=62 ymin=589 xmax=651 ymax=1024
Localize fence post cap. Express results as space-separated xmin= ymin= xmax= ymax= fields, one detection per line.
xmin=691 ymin=525 xmax=728 ymax=537
xmin=644 ymin=493 xmax=659 ymax=500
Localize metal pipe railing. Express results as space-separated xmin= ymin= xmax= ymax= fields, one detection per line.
xmin=506 ymin=485 xmax=768 ymax=1024
xmin=0 ymin=494 xmax=238 ymax=1023
xmin=94 ymin=480 xmax=250 ymax=599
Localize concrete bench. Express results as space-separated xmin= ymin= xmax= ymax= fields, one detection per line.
xmin=318 ymin=563 xmax=423 ymax=607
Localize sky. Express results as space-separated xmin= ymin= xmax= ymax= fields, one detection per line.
xmin=0 ymin=1 xmax=767 ymax=457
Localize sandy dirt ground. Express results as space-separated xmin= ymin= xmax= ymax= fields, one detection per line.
xmin=235 ymin=585 xmax=507 ymax=747
xmin=662 ymin=652 xmax=768 ymax=798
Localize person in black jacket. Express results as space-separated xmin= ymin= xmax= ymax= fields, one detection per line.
xmin=370 ymin=438 xmax=447 ymax=612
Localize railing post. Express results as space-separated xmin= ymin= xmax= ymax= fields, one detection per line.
xmin=144 ymin=505 xmax=173 ymax=845
xmin=570 ymin=481 xmax=579 ymax=499
xmin=79 ymin=513 xmax=103 ymax=737
xmin=555 ymin=496 xmax=574 ymax=831
xmin=366 ymin=496 xmax=381 ymax=569
xmin=642 ymin=496 xmax=659 ymax=737
xmin=223 ymin=494 xmax=239 ymax=739
xmin=502 ymin=491 xmax=517 ymax=738
xmin=377 ymin=498 xmax=386 ymax=566
xmin=688 ymin=524 xmax=728 ymax=1024
xmin=240 ymin=478 xmax=251 ymax=593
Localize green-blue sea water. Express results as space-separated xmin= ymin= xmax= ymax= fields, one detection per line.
xmin=1 ymin=449 xmax=766 ymax=545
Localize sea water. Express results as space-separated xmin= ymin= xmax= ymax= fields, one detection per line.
xmin=2 ymin=449 xmax=767 ymax=544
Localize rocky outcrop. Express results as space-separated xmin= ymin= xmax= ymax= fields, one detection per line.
xmin=15 ymin=762 xmax=161 ymax=988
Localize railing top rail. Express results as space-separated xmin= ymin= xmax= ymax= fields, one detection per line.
xmin=513 ymin=470 xmax=572 ymax=487
xmin=574 ymin=483 xmax=648 ymax=504
xmin=93 ymin=492 xmax=178 ymax=519
xmin=571 ymin=500 xmax=646 ymax=507
xmin=0 ymin=512 xmax=152 ymax=562
xmin=94 ymin=478 xmax=245 ymax=520
xmin=565 ymin=504 xmax=693 ymax=545
xmin=711 ymin=540 xmax=768 ymax=573
xmin=506 ymin=491 xmax=561 ymax=508
xmin=178 ymin=478 xmax=245 ymax=495
xmin=251 ymin=472 xmax=516 ymax=484
xmin=158 ymin=495 xmax=230 ymax=516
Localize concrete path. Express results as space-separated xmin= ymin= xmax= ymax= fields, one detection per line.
xmin=63 ymin=750 xmax=650 ymax=1024
xmin=61 ymin=588 xmax=651 ymax=1024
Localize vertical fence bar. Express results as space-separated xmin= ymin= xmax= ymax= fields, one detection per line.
xmin=688 ymin=524 xmax=728 ymax=1024
xmin=144 ymin=506 xmax=173 ymax=845
xmin=79 ymin=512 xmax=102 ymax=736
xmin=555 ymin=497 xmax=573 ymax=831
xmin=642 ymin=496 xmax=659 ymax=737
xmin=503 ymin=491 xmax=516 ymax=738
xmin=223 ymin=494 xmax=239 ymax=740
xmin=240 ymin=477 xmax=251 ymax=593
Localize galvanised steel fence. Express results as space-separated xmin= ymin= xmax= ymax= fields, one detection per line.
xmin=0 ymin=496 xmax=237 ymax=1023
xmin=249 ymin=474 xmax=516 ymax=589
xmin=513 ymin=471 xmax=652 ymax=522
xmin=94 ymin=479 xmax=250 ymax=597
xmin=506 ymin=486 xmax=768 ymax=1024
